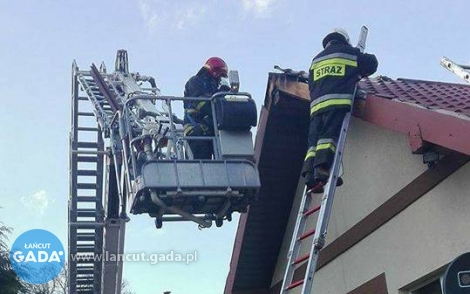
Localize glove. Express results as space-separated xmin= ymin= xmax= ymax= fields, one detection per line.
xmin=218 ymin=84 xmax=231 ymax=92
xmin=218 ymin=78 xmax=231 ymax=92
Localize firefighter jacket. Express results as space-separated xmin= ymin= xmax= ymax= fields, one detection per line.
xmin=308 ymin=40 xmax=378 ymax=116
xmin=183 ymin=70 xmax=219 ymax=135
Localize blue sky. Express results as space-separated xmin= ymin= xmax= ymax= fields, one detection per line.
xmin=1 ymin=0 xmax=470 ymax=293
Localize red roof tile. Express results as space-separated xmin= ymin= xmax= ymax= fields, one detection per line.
xmin=359 ymin=77 xmax=470 ymax=117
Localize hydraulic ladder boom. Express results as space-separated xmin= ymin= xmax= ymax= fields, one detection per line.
xmin=69 ymin=50 xmax=260 ymax=294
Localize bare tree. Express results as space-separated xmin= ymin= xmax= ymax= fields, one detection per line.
xmin=21 ymin=263 xmax=67 ymax=294
xmin=55 ymin=263 xmax=68 ymax=293
xmin=0 ymin=211 xmax=27 ymax=294
xmin=23 ymin=266 xmax=134 ymax=294
xmin=121 ymin=279 xmax=136 ymax=294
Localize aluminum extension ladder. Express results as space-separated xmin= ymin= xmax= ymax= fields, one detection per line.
xmin=280 ymin=26 xmax=368 ymax=294
xmin=440 ymin=56 xmax=470 ymax=84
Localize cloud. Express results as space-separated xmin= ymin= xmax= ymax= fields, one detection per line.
xmin=138 ymin=0 xmax=162 ymax=32
xmin=21 ymin=190 xmax=50 ymax=215
xmin=176 ymin=6 xmax=207 ymax=30
xmin=138 ymin=0 xmax=207 ymax=32
xmin=241 ymin=0 xmax=277 ymax=18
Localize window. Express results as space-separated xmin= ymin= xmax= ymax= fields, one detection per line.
xmin=411 ymin=278 xmax=443 ymax=294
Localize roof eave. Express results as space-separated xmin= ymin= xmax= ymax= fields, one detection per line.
xmin=363 ymin=94 xmax=470 ymax=156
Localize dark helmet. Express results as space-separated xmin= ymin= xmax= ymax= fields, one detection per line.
xmin=322 ymin=28 xmax=351 ymax=48
xmin=203 ymin=57 xmax=228 ymax=79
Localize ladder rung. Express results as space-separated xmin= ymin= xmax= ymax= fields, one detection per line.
xmin=77 ymin=196 xmax=98 ymax=202
xmin=304 ymin=205 xmax=321 ymax=217
xmin=77 ymin=112 xmax=95 ymax=117
xmin=77 ymin=209 xmax=97 ymax=218
xmin=77 ymin=233 xmax=96 ymax=241
xmin=77 ymin=245 xmax=95 ymax=253
xmin=76 ymin=156 xmax=98 ymax=163
xmin=74 ymin=254 xmax=95 ymax=260
xmin=76 ymin=259 xmax=95 ymax=264
xmin=76 ymin=271 xmax=95 ymax=276
xmin=76 ymin=284 xmax=94 ymax=288
xmin=77 ymin=127 xmax=99 ymax=132
xmin=76 ymin=279 xmax=94 ymax=284
xmin=77 ymin=183 xmax=97 ymax=190
xmin=83 ymin=81 xmax=96 ymax=87
xmin=78 ymin=97 xmax=89 ymax=101
xmin=76 ymin=267 xmax=94 ymax=272
xmin=76 ymin=281 xmax=94 ymax=285
xmin=286 ymin=279 xmax=304 ymax=290
xmin=76 ymin=264 xmax=95 ymax=268
xmin=73 ymin=150 xmax=106 ymax=155
xmin=293 ymin=253 xmax=310 ymax=265
xmin=77 ymin=170 xmax=98 ymax=176
xmin=76 ymin=142 xmax=99 ymax=149
xmin=298 ymin=228 xmax=316 ymax=241
xmin=70 ymin=221 xmax=104 ymax=228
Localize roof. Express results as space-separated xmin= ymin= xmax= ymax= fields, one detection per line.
xmin=359 ymin=77 xmax=470 ymax=155
xmin=359 ymin=77 xmax=470 ymax=117
xmin=224 ymin=73 xmax=470 ymax=294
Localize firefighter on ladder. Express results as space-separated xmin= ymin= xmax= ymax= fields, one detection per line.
xmin=302 ymin=28 xmax=378 ymax=190
xmin=183 ymin=57 xmax=230 ymax=159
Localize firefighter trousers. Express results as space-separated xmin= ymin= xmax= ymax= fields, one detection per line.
xmin=302 ymin=108 xmax=348 ymax=177
xmin=185 ymin=122 xmax=214 ymax=160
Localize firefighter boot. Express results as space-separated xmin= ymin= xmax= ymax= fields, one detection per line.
xmin=304 ymin=172 xmax=318 ymax=190
xmin=314 ymin=166 xmax=343 ymax=188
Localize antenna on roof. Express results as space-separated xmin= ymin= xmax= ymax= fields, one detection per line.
xmin=440 ymin=56 xmax=470 ymax=83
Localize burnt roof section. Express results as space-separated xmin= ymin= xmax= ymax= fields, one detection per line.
xmin=224 ymin=73 xmax=309 ymax=293
xmin=359 ymin=77 xmax=470 ymax=117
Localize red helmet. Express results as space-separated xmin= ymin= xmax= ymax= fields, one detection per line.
xmin=203 ymin=57 xmax=228 ymax=79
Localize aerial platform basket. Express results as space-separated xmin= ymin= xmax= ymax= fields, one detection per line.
xmin=125 ymin=88 xmax=260 ymax=228
xmin=131 ymin=159 xmax=260 ymax=216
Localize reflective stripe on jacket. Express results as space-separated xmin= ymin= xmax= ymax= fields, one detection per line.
xmin=308 ymin=40 xmax=378 ymax=116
